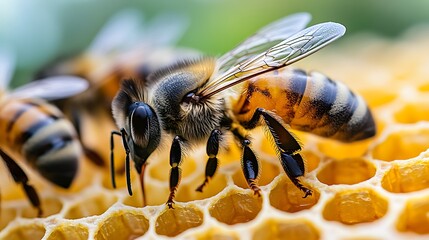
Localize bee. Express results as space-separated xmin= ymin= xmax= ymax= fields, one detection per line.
xmin=110 ymin=13 xmax=376 ymax=208
xmin=0 ymin=50 xmax=89 ymax=215
xmin=33 ymin=10 xmax=198 ymax=167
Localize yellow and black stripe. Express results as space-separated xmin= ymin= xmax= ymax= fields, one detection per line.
xmin=234 ymin=67 xmax=375 ymax=142
xmin=0 ymin=98 xmax=81 ymax=188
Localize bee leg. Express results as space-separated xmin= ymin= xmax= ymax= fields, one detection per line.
xmin=0 ymin=149 xmax=42 ymax=217
xmin=110 ymin=130 xmax=121 ymax=189
xmin=110 ymin=129 xmax=133 ymax=196
xmin=120 ymin=128 xmax=133 ymax=196
xmin=245 ymin=108 xmax=312 ymax=198
xmin=167 ymin=136 xmax=184 ymax=209
xmin=242 ymin=140 xmax=261 ymax=196
xmin=196 ymin=129 xmax=221 ymax=192
xmin=71 ymin=108 xmax=105 ymax=167
xmin=230 ymin=128 xmax=261 ymax=196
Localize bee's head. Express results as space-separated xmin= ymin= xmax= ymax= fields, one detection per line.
xmin=112 ymin=79 xmax=161 ymax=170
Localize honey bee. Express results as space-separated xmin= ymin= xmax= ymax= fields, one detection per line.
xmin=0 ymin=51 xmax=88 ymax=215
xmin=110 ymin=13 xmax=376 ymax=208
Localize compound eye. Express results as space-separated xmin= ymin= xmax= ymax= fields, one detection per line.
xmin=182 ymin=91 xmax=200 ymax=104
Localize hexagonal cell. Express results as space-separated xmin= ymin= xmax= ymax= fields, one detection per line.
xmin=64 ymin=193 xmax=117 ymax=219
xmin=1 ymin=223 xmax=46 ymax=240
xmin=155 ymin=205 xmax=204 ymax=237
xmin=269 ymin=176 xmax=319 ymax=213
xmin=232 ymin=159 xmax=280 ymax=189
xmin=358 ymin=88 xmax=397 ymax=108
xmin=317 ymin=158 xmax=376 ymax=185
xmin=22 ymin=197 xmax=63 ymax=218
xmin=318 ymin=138 xmax=372 ymax=160
xmin=176 ymin=174 xmax=228 ymax=202
xmin=148 ymin=154 xmax=197 ymax=182
xmin=396 ymin=195 xmax=429 ymax=234
xmin=121 ymin=173 xmax=228 ymax=207
xmin=95 ymin=210 xmax=149 ymax=240
xmin=394 ymin=102 xmax=429 ymax=124
xmin=322 ymin=188 xmax=388 ymax=225
xmin=47 ymin=223 xmax=89 ymax=240
xmin=209 ymin=189 xmax=262 ymax=225
xmin=252 ymin=218 xmax=320 ymax=240
xmin=193 ymin=228 xmax=239 ymax=240
xmin=372 ymin=128 xmax=429 ymax=161
xmin=382 ymin=159 xmax=429 ymax=193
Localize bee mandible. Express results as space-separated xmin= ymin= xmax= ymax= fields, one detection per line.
xmin=110 ymin=13 xmax=376 ymax=208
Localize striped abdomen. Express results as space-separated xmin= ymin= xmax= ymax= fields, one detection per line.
xmin=233 ymin=67 xmax=376 ymax=142
xmin=0 ymin=98 xmax=81 ymax=188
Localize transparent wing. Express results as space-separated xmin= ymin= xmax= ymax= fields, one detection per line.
xmin=10 ymin=76 xmax=89 ymax=100
xmin=0 ymin=48 xmax=16 ymax=89
xmin=198 ymin=22 xmax=346 ymax=98
xmin=216 ymin=13 xmax=311 ymax=73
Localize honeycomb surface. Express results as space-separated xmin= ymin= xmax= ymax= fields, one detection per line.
xmin=2 ymin=27 xmax=429 ymax=239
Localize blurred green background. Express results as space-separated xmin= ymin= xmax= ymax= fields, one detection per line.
xmin=1 ymin=0 xmax=428 ymax=87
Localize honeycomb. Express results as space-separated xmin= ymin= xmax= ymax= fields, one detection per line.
xmin=2 ymin=27 xmax=429 ymax=240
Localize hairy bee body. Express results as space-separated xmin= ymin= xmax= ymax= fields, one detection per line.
xmin=0 ymin=97 xmax=81 ymax=188
xmin=234 ymin=67 xmax=375 ymax=142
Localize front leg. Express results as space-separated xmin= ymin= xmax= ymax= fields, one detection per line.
xmin=167 ymin=136 xmax=185 ymax=209
xmin=245 ymin=108 xmax=312 ymax=198
xmin=196 ymin=129 xmax=221 ymax=192
xmin=110 ymin=128 xmax=133 ymax=196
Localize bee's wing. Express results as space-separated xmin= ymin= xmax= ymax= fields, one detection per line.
xmin=198 ymin=22 xmax=346 ymax=98
xmin=0 ymin=48 xmax=16 ymax=90
xmin=10 ymin=76 xmax=89 ymax=101
xmin=216 ymin=13 xmax=311 ymax=73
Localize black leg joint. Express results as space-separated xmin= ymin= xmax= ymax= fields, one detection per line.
xmin=170 ymin=136 xmax=183 ymax=167
xmin=167 ymin=136 xmax=185 ymax=208
xmin=206 ymin=129 xmax=221 ymax=156
xmin=196 ymin=129 xmax=222 ymax=192
xmin=242 ymin=144 xmax=259 ymax=181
